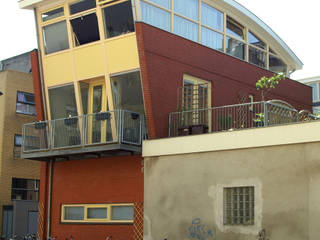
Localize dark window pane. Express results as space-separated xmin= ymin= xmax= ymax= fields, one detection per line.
xmin=43 ymin=21 xmax=69 ymax=54
xmin=269 ymin=55 xmax=287 ymax=74
xmin=42 ymin=7 xmax=64 ymax=22
xmin=226 ymin=37 xmax=245 ymax=60
xmin=80 ymin=82 xmax=89 ymax=115
xmin=248 ymin=31 xmax=266 ymax=50
xmin=103 ymin=1 xmax=134 ymax=38
xmin=70 ymin=13 xmax=100 ymax=46
xmin=249 ymin=46 xmax=266 ymax=68
xmin=49 ymin=85 xmax=77 ymax=119
xmin=69 ymin=0 xmax=96 ymax=15
xmin=227 ymin=17 xmax=244 ymax=40
xmin=87 ymin=208 xmax=107 ymax=219
xmin=11 ymin=178 xmax=39 ymax=201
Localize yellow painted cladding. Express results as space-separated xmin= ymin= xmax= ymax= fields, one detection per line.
xmin=43 ymin=52 xmax=74 ymax=87
xmin=73 ymin=44 xmax=105 ymax=80
xmin=105 ymin=34 xmax=140 ymax=74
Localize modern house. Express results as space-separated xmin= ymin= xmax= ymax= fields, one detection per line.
xmin=18 ymin=0 xmax=312 ymax=240
xmin=0 ymin=52 xmax=40 ymax=239
xmin=297 ymin=76 xmax=320 ymax=114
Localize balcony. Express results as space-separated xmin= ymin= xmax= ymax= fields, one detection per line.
xmin=169 ymin=100 xmax=316 ymax=137
xmin=21 ymin=110 xmax=144 ymax=161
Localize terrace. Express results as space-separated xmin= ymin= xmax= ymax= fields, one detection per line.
xmin=169 ymin=100 xmax=317 ymax=137
xmin=21 ymin=110 xmax=144 ymax=161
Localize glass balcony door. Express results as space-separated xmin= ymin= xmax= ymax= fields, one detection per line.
xmin=87 ymin=81 xmax=109 ymax=144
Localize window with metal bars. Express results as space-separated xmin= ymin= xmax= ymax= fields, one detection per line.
xmin=223 ymin=186 xmax=254 ymax=225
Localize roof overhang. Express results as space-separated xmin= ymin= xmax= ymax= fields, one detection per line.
xmin=215 ymin=0 xmax=303 ymax=71
xmin=18 ymin=0 xmax=44 ymax=9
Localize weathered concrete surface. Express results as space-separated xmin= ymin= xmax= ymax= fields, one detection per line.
xmin=144 ymin=139 xmax=320 ymax=240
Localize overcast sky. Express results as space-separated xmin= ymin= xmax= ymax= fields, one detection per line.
xmin=0 ymin=0 xmax=319 ymax=80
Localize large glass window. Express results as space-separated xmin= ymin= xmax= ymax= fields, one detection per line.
xmin=69 ymin=0 xmax=96 ymax=15
xmin=43 ymin=21 xmax=69 ymax=54
xmin=41 ymin=7 xmax=64 ymax=22
xmin=48 ymin=85 xmax=77 ymax=119
xmin=226 ymin=37 xmax=245 ymax=60
xmin=70 ymin=13 xmax=100 ymax=46
xmin=103 ymin=1 xmax=134 ymax=39
xmin=201 ymin=27 xmax=223 ymax=52
xmin=249 ymin=46 xmax=266 ymax=68
xmin=174 ymin=15 xmax=198 ymax=42
xmin=16 ymin=91 xmax=36 ymax=116
xmin=141 ymin=1 xmax=171 ymax=32
xmin=201 ymin=3 xmax=223 ymax=32
xmin=11 ymin=178 xmax=40 ymax=201
xmin=174 ymin=0 xmax=198 ymax=21
xmin=111 ymin=71 xmax=144 ymax=114
xmin=227 ymin=17 xmax=244 ymax=40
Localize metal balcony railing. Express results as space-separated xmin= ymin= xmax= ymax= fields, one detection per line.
xmin=22 ymin=110 xmax=143 ymax=153
xmin=169 ymin=100 xmax=300 ymax=137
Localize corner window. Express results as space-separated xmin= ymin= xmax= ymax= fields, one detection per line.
xmin=61 ymin=204 xmax=134 ymax=223
xmin=70 ymin=13 xmax=100 ymax=46
xmin=16 ymin=91 xmax=36 ymax=116
xmin=103 ymin=1 xmax=135 ymax=39
xmin=11 ymin=178 xmax=40 ymax=201
xmin=43 ymin=21 xmax=69 ymax=54
xmin=223 ymin=186 xmax=254 ymax=225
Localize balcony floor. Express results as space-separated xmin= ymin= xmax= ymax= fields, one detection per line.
xmin=21 ymin=143 xmax=141 ymax=161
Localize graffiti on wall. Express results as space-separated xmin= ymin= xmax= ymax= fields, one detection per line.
xmin=188 ymin=218 xmax=216 ymax=240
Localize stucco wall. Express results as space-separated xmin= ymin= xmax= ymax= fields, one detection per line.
xmin=144 ymin=140 xmax=320 ymax=240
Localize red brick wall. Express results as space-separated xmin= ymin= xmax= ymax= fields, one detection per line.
xmin=136 ymin=22 xmax=312 ymax=139
xmin=50 ymin=155 xmax=143 ymax=240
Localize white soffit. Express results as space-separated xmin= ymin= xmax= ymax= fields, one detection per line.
xmin=221 ymin=0 xmax=303 ymax=70
xmin=19 ymin=0 xmax=44 ymax=9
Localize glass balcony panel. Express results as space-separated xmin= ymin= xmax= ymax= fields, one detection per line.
xmin=174 ymin=15 xmax=198 ymax=42
xmin=269 ymin=55 xmax=287 ymax=74
xmin=249 ymin=46 xmax=266 ymax=68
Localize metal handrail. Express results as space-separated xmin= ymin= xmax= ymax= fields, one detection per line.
xmin=169 ymin=101 xmax=300 ymax=137
xmin=22 ymin=110 xmax=143 ymax=153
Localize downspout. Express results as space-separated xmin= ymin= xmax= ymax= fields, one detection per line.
xmin=47 ymin=159 xmax=53 ymax=239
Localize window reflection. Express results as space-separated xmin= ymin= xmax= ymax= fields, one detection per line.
xmin=43 ymin=21 xmax=69 ymax=54
xmin=141 ymin=1 xmax=171 ymax=32
xmin=103 ymin=1 xmax=134 ymax=38
xmin=227 ymin=17 xmax=244 ymax=40
xmin=174 ymin=15 xmax=198 ymax=42
xmin=201 ymin=27 xmax=223 ymax=52
xmin=249 ymin=46 xmax=266 ymax=68
xmin=248 ymin=31 xmax=266 ymax=50
xmin=201 ymin=2 xmax=223 ymax=31
xmin=174 ymin=0 xmax=198 ymax=21
xmin=226 ymin=37 xmax=245 ymax=60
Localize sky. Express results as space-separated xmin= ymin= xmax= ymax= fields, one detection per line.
xmin=0 ymin=0 xmax=319 ymax=80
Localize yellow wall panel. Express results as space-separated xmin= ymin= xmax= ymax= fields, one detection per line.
xmin=74 ymin=44 xmax=105 ymax=80
xmin=43 ymin=52 xmax=74 ymax=87
xmin=105 ymin=34 xmax=140 ymax=74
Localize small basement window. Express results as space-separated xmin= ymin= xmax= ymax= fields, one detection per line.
xmin=70 ymin=13 xmax=100 ymax=46
xmin=103 ymin=1 xmax=134 ymax=38
xmin=224 ymin=186 xmax=254 ymax=225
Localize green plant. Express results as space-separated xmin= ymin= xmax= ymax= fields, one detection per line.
xmin=256 ymin=73 xmax=286 ymax=101
xmin=218 ymin=114 xmax=232 ymax=130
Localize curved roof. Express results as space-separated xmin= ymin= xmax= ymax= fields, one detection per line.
xmin=222 ymin=0 xmax=303 ymax=71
